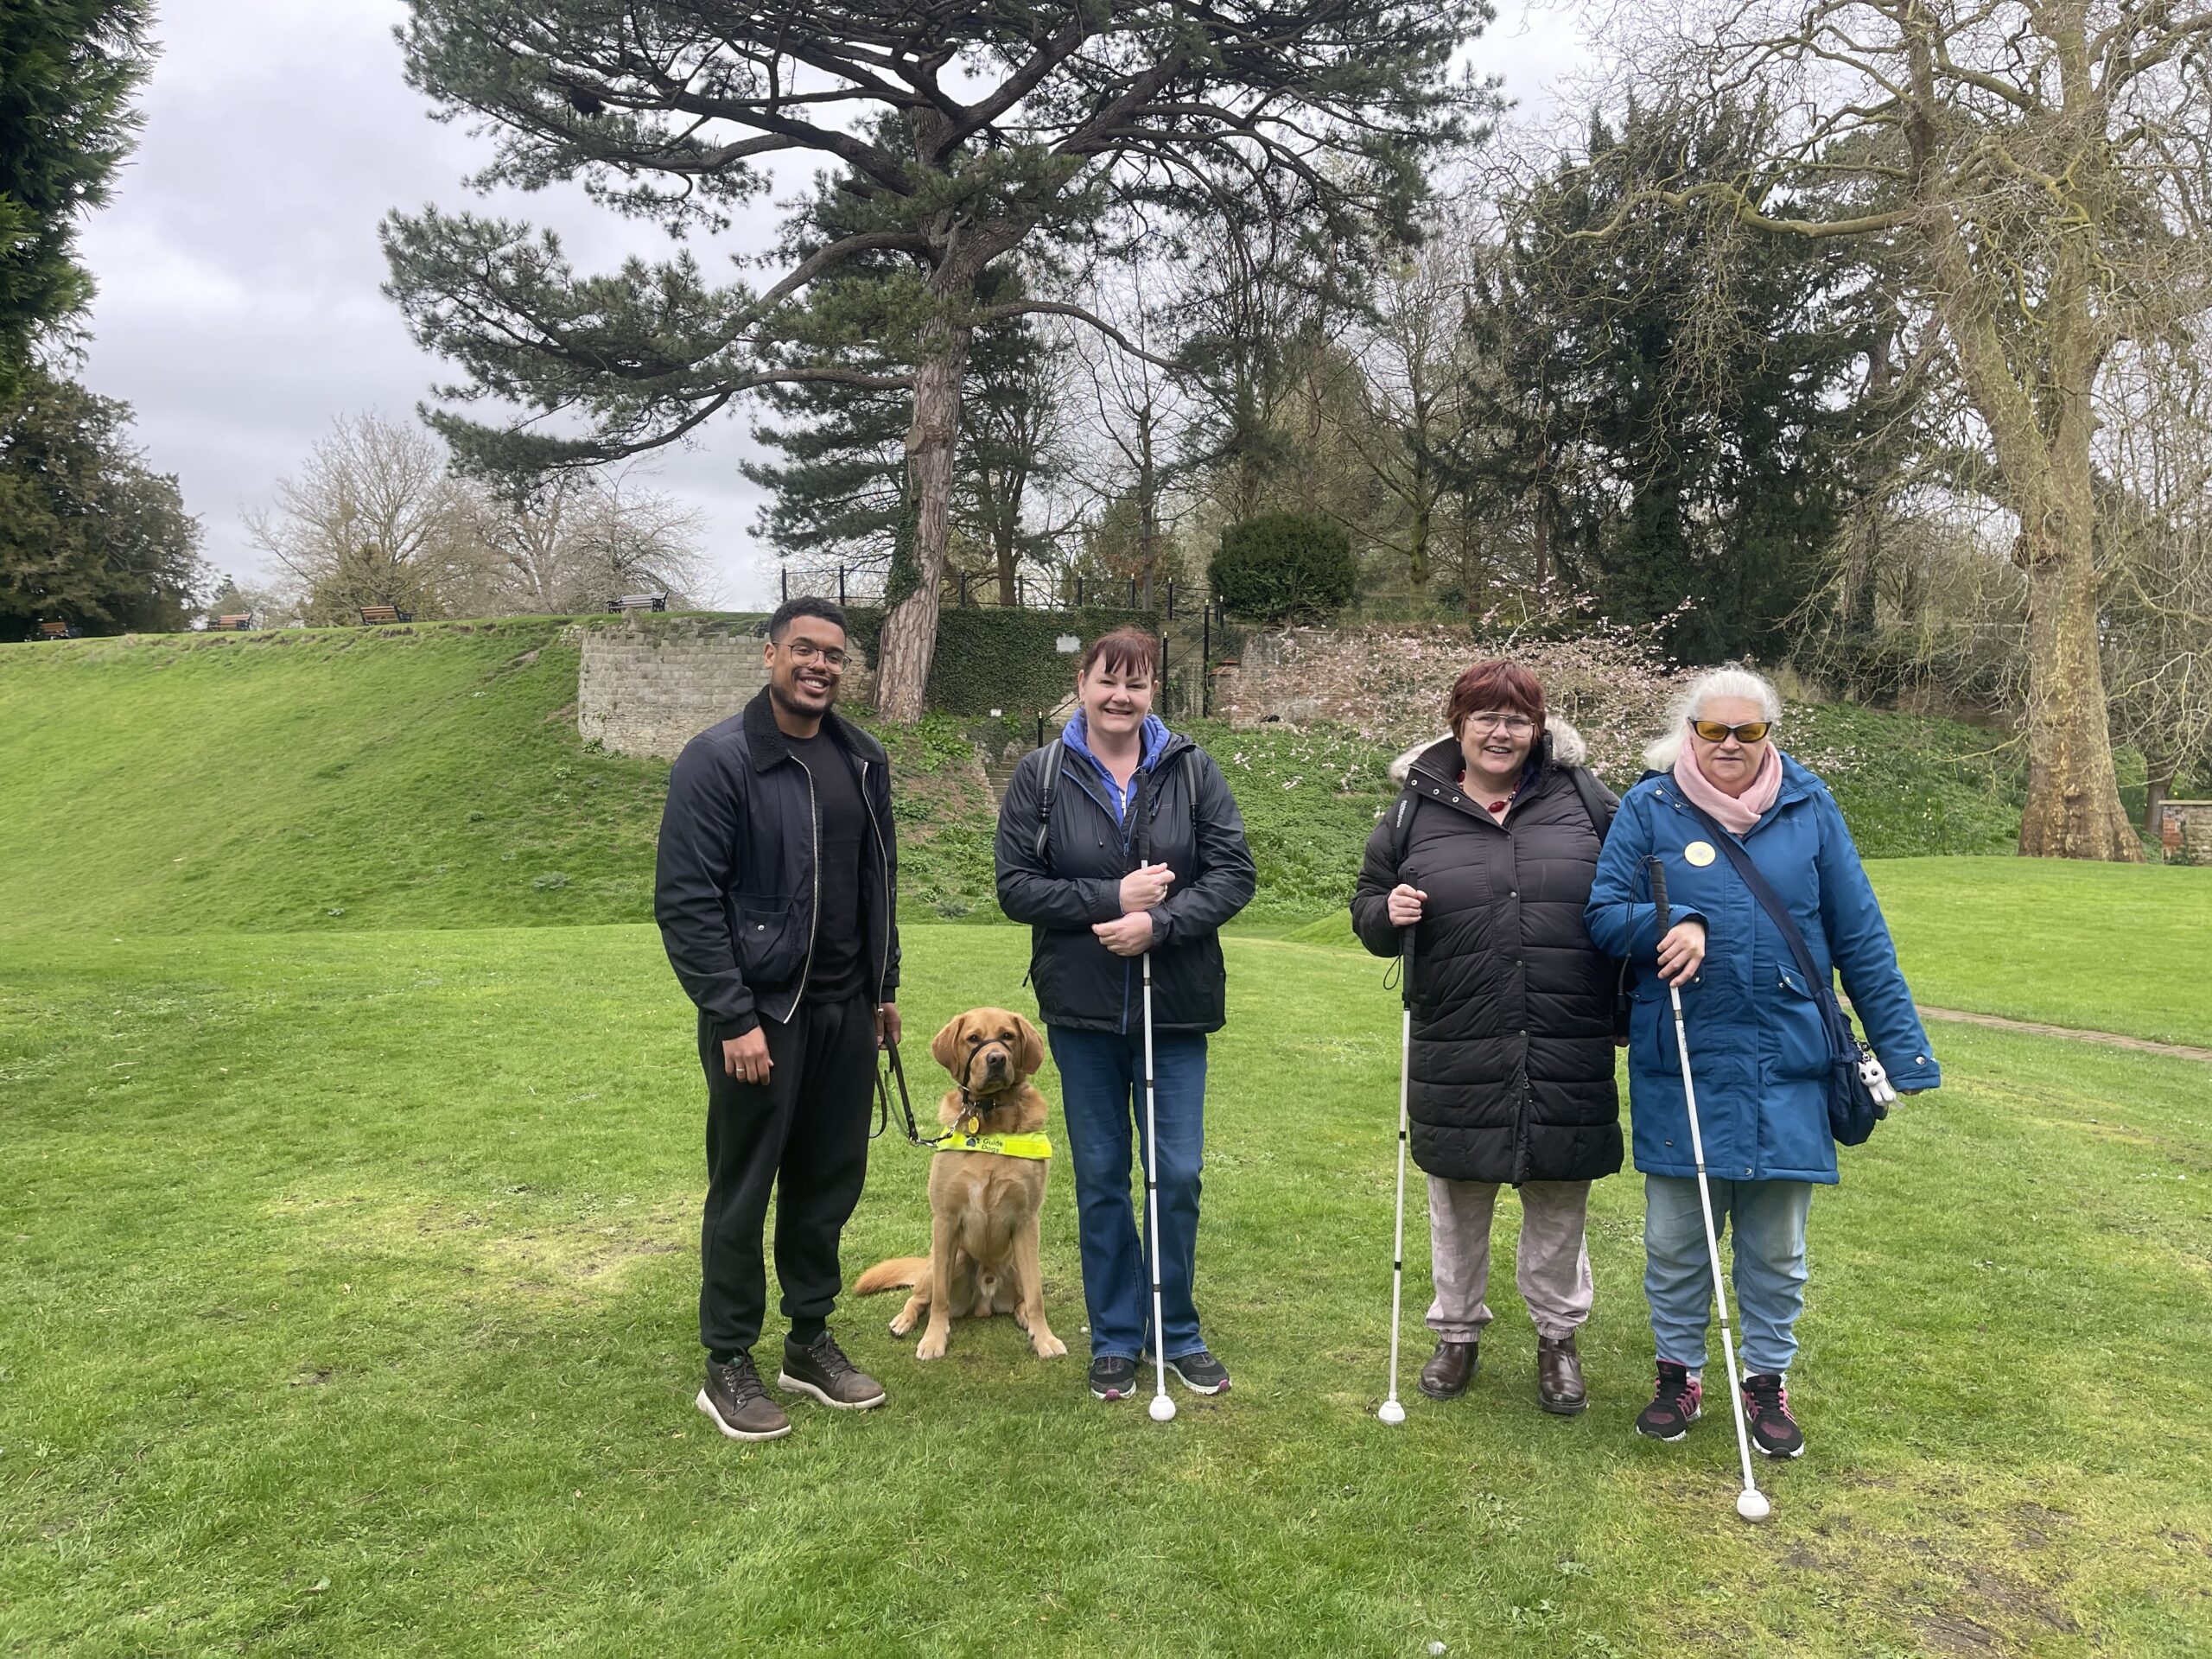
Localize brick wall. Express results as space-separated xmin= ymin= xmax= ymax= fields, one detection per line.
xmin=573 ymin=616 xmax=875 ymax=760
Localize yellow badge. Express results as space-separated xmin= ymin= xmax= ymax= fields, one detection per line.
xmin=1685 ymin=841 xmax=1717 ymax=868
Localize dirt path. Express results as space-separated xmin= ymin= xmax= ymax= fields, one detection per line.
xmin=1916 ymin=1005 xmax=2212 ymax=1065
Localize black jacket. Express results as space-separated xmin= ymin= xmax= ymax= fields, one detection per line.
xmin=1351 ymin=726 xmax=1622 ymax=1185
xmin=995 ymin=728 xmax=1256 ymax=1034
xmin=654 ymin=690 xmax=900 ymax=1039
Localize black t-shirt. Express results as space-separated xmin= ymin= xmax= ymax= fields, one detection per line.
xmin=785 ymin=729 xmax=868 ymax=1004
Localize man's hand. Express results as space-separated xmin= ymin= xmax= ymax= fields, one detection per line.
xmin=1386 ymin=884 xmax=1427 ymax=927
xmin=1656 ymin=918 xmax=1707 ymax=987
xmin=721 ymin=1027 xmax=772 ymax=1086
xmin=1092 ymin=912 xmax=1156 ymax=957
xmin=1119 ymin=863 xmax=1173 ymax=911
xmin=876 ymin=1003 xmax=901 ymax=1051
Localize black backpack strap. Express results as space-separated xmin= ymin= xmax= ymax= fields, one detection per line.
xmin=1567 ymin=766 xmax=1616 ymax=840
xmin=1384 ymin=784 xmax=1420 ymax=871
xmin=1031 ymin=739 xmax=1065 ymax=862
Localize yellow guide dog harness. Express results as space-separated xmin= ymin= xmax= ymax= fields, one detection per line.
xmin=874 ymin=1045 xmax=1052 ymax=1160
xmin=934 ymin=1124 xmax=1053 ymax=1160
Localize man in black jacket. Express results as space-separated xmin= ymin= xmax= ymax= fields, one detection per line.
xmin=655 ymin=597 xmax=901 ymax=1441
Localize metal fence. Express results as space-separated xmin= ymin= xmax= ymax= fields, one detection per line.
xmin=777 ymin=563 xmax=1230 ymax=719
xmin=776 ymin=563 xmax=1211 ymax=620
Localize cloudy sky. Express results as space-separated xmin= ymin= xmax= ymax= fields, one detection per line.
xmin=78 ymin=2 xmax=1587 ymax=607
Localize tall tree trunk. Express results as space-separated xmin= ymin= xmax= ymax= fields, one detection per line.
xmin=1407 ymin=453 xmax=1431 ymax=596
xmin=2141 ymin=743 xmax=2174 ymax=840
xmin=874 ymin=313 xmax=973 ymax=722
xmin=2013 ymin=508 xmax=2142 ymax=859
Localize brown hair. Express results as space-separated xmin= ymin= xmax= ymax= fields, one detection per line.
xmin=1445 ymin=658 xmax=1546 ymax=737
xmin=1077 ymin=626 xmax=1160 ymax=682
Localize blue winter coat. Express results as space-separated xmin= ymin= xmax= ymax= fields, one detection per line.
xmin=1584 ymin=755 xmax=1939 ymax=1184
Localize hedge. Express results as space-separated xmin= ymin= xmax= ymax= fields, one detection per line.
xmin=845 ymin=605 xmax=1164 ymax=717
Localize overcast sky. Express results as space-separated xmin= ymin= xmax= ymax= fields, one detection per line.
xmin=77 ymin=1 xmax=1587 ymax=608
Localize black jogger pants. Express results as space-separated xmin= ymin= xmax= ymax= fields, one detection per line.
xmin=696 ymin=995 xmax=877 ymax=1356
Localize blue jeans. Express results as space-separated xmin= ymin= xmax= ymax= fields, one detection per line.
xmin=1643 ymin=1175 xmax=1812 ymax=1376
xmin=1048 ymin=1026 xmax=1208 ymax=1362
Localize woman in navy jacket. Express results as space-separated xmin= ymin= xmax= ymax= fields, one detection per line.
xmin=1586 ymin=664 xmax=1938 ymax=1459
xmin=995 ymin=627 xmax=1255 ymax=1404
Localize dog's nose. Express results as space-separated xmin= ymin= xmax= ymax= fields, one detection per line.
xmin=984 ymin=1050 xmax=1007 ymax=1073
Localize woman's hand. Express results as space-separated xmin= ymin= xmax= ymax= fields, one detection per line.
xmin=1656 ymin=918 xmax=1707 ymax=986
xmin=1092 ymin=912 xmax=1157 ymax=957
xmin=1386 ymin=884 xmax=1427 ymax=928
xmin=1120 ymin=863 xmax=1174 ymax=911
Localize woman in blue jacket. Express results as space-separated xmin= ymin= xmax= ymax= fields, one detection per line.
xmin=1586 ymin=665 xmax=1938 ymax=1459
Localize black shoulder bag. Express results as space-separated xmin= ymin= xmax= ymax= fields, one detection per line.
xmin=1670 ymin=798 xmax=1888 ymax=1147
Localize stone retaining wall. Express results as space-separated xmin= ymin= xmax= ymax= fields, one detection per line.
xmin=573 ymin=616 xmax=874 ymax=760
xmin=2159 ymin=800 xmax=2212 ymax=865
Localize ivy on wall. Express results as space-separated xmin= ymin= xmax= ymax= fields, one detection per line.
xmin=844 ymin=606 xmax=1163 ymax=716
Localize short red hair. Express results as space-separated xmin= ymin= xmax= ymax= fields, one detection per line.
xmin=1445 ymin=658 xmax=1546 ymax=737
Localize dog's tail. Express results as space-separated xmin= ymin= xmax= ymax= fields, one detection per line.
xmin=853 ymin=1256 xmax=930 ymax=1296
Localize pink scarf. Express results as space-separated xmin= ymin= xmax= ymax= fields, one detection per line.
xmin=1673 ymin=742 xmax=1782 ymax=836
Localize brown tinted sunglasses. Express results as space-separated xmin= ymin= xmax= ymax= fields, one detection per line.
xmin=1689 ymin=719 xmax=1772 ymax=743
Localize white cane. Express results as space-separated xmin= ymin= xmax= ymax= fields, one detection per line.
xmin=1648 ymin=856 xmax=1769 ymax=1523
xmin=1140 ymin=947 xmax=1176 ymax=1423
xmin=1378 ymin=926 xmax=1414 ymax=1424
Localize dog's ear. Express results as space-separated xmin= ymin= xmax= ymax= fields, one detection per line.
xmin=1013 ymin=1014 xmax=1045 ymax=1078
xmin=931 ymin=1014 xmax=969 ymax=1074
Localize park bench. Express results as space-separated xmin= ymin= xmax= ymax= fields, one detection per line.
xmin=357 ymin=605 xmax=413 ymax=626
xmin=607 ymin=593 xmax=669 ymax=613
xmin=35 ymin=620 xmax=76 ymax=641
xmin=211 ymin=613 xmax=253 ymax=632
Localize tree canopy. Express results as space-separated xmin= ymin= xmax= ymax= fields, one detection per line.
xmin=386 ymin=0 xmax=1487 ymax=715
xmin=0 ymin=1 xmax=154 ymax=398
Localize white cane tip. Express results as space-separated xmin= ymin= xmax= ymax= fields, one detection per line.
xmin=1377 ymin=1399 xmax=1406 ymax=1425
xmin=1149 ymin=1394 xmax=1177 ymax=1423
xmin=1737 ymin=1488 xmax=1770 ymax=1522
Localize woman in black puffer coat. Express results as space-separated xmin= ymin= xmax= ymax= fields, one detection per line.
xmin=1351 ymin=659 xmax=1622 ymax=1416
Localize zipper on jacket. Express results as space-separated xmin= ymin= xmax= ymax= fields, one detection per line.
xmin=860 ymin=757 xmax=893 ymax=1004
xmin=781 ymin=753 xmax=821 ymax=1025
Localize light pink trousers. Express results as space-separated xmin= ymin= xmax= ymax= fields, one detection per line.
xmin=1425 ymin=1177 xmax=1594 ymax=1344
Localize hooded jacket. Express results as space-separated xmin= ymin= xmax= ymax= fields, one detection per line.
xmin=654 ymin=689 xmax=900 ymax=1039
xmin=1584 ymin=755 xmax=1939 ymax=1185
xmin=995 ymin=717 xmax=1256 ymax=1034
xmin=1351 ymin=720 xmax=1624 ymax=1185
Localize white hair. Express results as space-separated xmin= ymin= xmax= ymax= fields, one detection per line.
xmin=1643 ymin=664 xmax=1784 ymax=772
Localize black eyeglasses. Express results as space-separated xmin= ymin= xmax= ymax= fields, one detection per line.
xmin=1689 ymin=719 xmax=1771 ymax=743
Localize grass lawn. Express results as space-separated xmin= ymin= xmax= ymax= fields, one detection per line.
xmin=1289 ymin=858 xmax=2212 ymax=1050
xmin=5 ymin=924 xmax=2209 ymax=1656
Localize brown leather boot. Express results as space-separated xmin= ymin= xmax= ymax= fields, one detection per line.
xmin=1418 ymin=1338 xmax=1479 ymax=1400
xmin=1536 ymin=1332 xmax=1586 ymax=1415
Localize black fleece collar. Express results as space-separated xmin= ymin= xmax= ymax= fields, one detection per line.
xmin=741 ymin=686 xmax=886 ymax=773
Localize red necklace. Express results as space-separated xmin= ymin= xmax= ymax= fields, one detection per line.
xmin=1458 ymin=769 xmax=1518 ymax=816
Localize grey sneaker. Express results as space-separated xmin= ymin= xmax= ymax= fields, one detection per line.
xmin=696 ymin=1354 xmax=791 ymax=1441
xmin=778 ymin=1331 xmax=887 ymax=1410
xmin=1089 ymin=1354 xmax=1139 ymax=1401
xmin=1165 ymin=1349 xmax=1230 ymax=1395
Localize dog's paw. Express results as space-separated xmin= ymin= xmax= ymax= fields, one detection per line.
xmin=1033 ymin=1333 xmax=1068 ymax=1359
xmin=914 ymin=1330 xmax=949 ymax=1361
xmin=888 ymin=1311 xmax=916 ymax=1338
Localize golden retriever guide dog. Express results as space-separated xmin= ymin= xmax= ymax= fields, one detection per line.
xmin=853 ymin=1008 xmax=1066 ymax=1361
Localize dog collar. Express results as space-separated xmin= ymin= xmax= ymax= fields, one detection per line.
xmin=933 ymin=1128 xmax=1053 ymax=1160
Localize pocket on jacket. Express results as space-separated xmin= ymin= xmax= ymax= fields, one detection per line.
xmin=1771 ymin=966 xmax=1831 ymax=1082
xmin=1630 ymin=980 xmax=1672 ymax=1075
xmin=732 ymin=893 xmax=806 ymax=988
